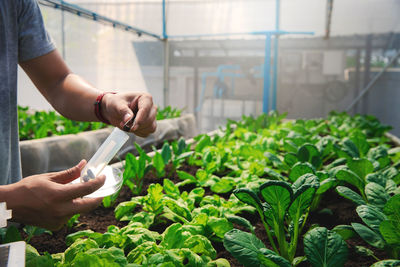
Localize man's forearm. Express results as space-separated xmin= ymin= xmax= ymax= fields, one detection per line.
xmin=48 ymin=73 xmax=102 ymax=122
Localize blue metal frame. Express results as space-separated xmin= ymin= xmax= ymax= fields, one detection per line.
xmin=39 ymin=0 xmax=162 ymax=39
xmin=263 ymin=34 xmax=272 ymax=113
xmin=272 ymin=0 xmax=280 ymax=111
xmin=162 ymin=0 xmax=167 ymax=39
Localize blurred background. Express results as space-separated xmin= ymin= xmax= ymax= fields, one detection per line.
xmin=18 ymin=0 xmax=400 ymax=134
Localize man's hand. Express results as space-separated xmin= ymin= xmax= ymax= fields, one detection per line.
xmin=0 ymin=160 xmax=105 ymax=231
xmin=102 ymin=92 xmax=157 ymax=137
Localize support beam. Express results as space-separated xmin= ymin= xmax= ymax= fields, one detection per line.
xmin=272 ymin=0 xmax=280 ymax=110
xmin=263 ymin=34 xmax=272 ymax=113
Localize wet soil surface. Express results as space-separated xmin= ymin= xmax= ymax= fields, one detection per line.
xmin=23 ymin=163 xmax=390 ymax=266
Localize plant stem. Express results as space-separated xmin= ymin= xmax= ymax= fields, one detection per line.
xmin=260 ymin=215 xmax=279 ymax=253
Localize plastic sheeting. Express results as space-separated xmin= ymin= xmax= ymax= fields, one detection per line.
xmin=20 ymin=114 xmax=197 ymax=177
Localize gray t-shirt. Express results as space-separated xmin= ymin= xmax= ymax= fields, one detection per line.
xmin=0 ymin=0 xmax=55 ymax=185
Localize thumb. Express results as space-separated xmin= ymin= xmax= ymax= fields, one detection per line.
xmin=50 ymin=160 xmax=86 ymax=184
xmin=118 ymin=105 xmax=134 ymax=129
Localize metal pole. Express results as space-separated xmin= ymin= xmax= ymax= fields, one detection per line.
xmin=263 ymin=33 xmax=272 ymax=113
xmin=346 ymin=50 xmax=400 ymax=112
xmin=272 ymin=0 xmax=280 ymax=110
xmin=352 ymin=49 xmax=361 ymax=114
xmin=162 ymin=0 xmax=169 ymax=108
xmin=362 ymin=34 xmax=372 ymax=113
xmin=162 ymin=0 xmax=167 ymax=39
xmin=163 ymin=40 xmax=170 ymax=108
xmin=324 ymin=0 xmax=334 ymax=40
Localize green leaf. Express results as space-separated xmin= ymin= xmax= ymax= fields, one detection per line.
xmin=365 ymin=182 xmax=390 ymax=208
xmin=356 ymin=205 xmax=387 ymax=233
xmin=316 ymin=178 xmax=337 ymax=195
xmin=350 ymin=131 xmax=370 ymax=157
xmin=284 ymin=153 xmax=298 ymax=167
xmin=336 ymin=186 xmax=366 ymax=206
xmin=233 ymin=188 xmax=263 ymax=214
xmin=26 ymin=252 xmax=54 ymax=267
xmin=211 ymin=177 xmax=236 ymax=194
xmin=351 ymin=223 xmax=385 ymax=249
xmin=289 ymin=162 xmax=315 ymax=182
xmin=288 ymin=185 xmax=316 ymax=221
xmin=177 ymin=170 xmax=197 ymax=183
xmin=161 ymin=143 xmax=172 ymax=164
xmin=347 ymin=158 xmax=374 ymax=180
xmin=383 ymin=194 xmax=400 ymax=221
xmin=259 ymin=180 xmax=293 ymax=222
xmin=371 ymin=260 xmax=400 ymax=267
xmin=223 ymin=229 xmax=266 ymax=267
xmin=115 ymin=201 xmax=137 ymax=221
xmin=264 ymin=152 xmax=283 ymax=168
xmin=341 ymin=138 xmax=360 ymax=158
xmin=332 ymin=225 xmax=356 ymax=240
xmin=64 ymin=238 xmax=99 ymax=263
xmin=183 ymin=234 xmax=216 ymax=259
xmin=163 ymin=179 xmax=180 ymax=199
xmin=335 ymin=168 xmax=365 ymax=192
xmin=297 ymin=144 xmax=322 ymax=169
xmin=303 ymin=227 xmax=348 ymax=267
xmin=226 ymin=215 xmax=255 ymax=235
xmin=195 ymin=135 xmax=211 ymax=153
xmin=380 ymin=219 xmax=400 ymax=246
xmin=207 ymin=217 xmax=233 ymax=239
xmin=66 ymin=230 xmax=102 ymax=246
xmin=3 ymin=225 xmax=22 ymax=243
xmin=258 ymin=248 xmax=292 ymax=267
xmin=85 ymin=247 xmax=128 ymax=266
xmin=160 ymin=223 xmax=186 ymax=249
xmin=153 ymin=152 xmax=166 ymax=177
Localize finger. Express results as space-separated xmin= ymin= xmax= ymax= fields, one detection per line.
xmin=116 ymin=100 xmax=134 ymax=129
xmin=133 ymin=121 xmax=157 ymax=137
xmin=50 ymin=160 xmax=86 ymax=184
xmin=131 ymin=94 xmax=153 ymax=132
xmin=130 ymin=105 xmax=156 ymax=133
xmin=58 ymin=175 xmax=106 ymax=200
xmin=67 ymin=197 xmax=104 ymax=215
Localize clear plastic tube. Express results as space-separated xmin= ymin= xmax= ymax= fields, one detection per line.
xmin=80 ymin=127 xmax=129 ymax=182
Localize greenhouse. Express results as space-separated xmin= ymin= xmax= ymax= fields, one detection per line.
xmin=0 ymin=0 xmax=400 ymax=266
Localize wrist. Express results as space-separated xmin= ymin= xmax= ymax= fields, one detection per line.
xmin=94 ymin=92 xmax=115 ymax=124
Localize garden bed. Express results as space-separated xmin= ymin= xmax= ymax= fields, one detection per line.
xmin=13 ymin=112 xmax=400 ymax=267
xmin=20 ymin=114 xmax=197 ymax=177
xmin=25 ymin=163 xmax=394 ymax=267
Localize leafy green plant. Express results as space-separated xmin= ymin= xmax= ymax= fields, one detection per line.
xmin=350 ymin=195 xmax=400 ymax=259
xmin=63 ymin=222 xmax=228 ymax=266
xmin=18 ymin=106 xmax=107 ymax=140
xmin=123 ymin=148 xmax=152 ymax=195
xmin=156 ymin=106 xmax=183 ymax=120
xmin=227 ymin=173 xmax=320 ymax=264
xmin=303 ymin=227 xmax=348 ymax=267
xmin=66 ymin=214 xmax=81 ymax=229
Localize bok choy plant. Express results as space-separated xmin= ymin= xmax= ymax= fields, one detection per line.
xmin=224 ymin=173 xmax=320 ymax=265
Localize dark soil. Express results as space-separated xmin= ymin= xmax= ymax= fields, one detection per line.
xmin=23 ymin=163 xmax=391 ymax=266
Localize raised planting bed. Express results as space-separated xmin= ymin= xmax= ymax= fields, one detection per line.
xmin=20 ymin=114 xmax=197 ymax=177
xmin=6 ymin=111 xmax=400 ymax=267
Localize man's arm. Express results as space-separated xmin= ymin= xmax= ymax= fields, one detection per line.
xmin=19 ymin=49 xmax=157 ymax=137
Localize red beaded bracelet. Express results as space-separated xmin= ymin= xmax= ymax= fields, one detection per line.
xmin=94 ymin=92 xmax=116 ymax=124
